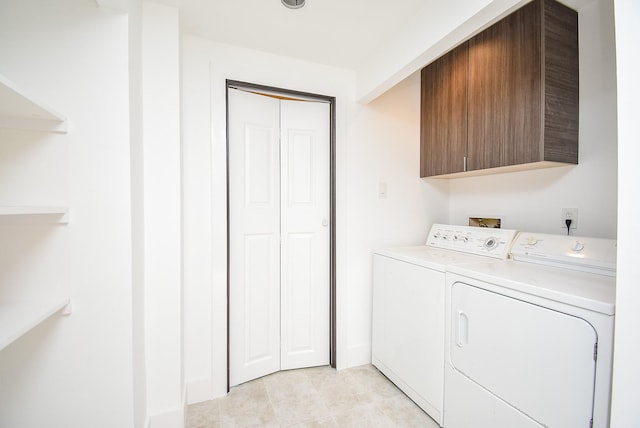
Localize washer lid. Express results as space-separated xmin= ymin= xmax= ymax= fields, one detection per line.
xmin=374 ymin=246 xmax=490 ymax=272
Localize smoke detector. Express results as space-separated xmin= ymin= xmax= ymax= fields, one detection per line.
xmin=282 ymin=0 xmax=305 ymax=9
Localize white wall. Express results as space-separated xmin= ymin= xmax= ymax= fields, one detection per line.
xmin=141 ymin=2 xmax=184 ymax=426
xmin=181 ymin=36 xmax=445 ymax=402
xmin=0 ymin=0 xmax=135 ymax=427
xmin=181 ymin=36 xmax=354 ymax=401
xmin=181 ymin=35 xmax=216 ymax=404
xmin=127 ymin=0 xmax=148 ymax=425
xmin=446 ymin=0 xmax=617 ymax=238
xmin=610 ymin=0 xmax=640 ymax=425
xmin=344 ymin=72 xmax=449 ymax=363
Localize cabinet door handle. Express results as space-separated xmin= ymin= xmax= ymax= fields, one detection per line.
xmin=457 ymin=310 xmax=469 ymax=347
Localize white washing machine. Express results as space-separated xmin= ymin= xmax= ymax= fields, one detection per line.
xmin=444 ymin=232 xmax=616 ymax=428
xmin=372 ymin=224 xmax=517 ymax=426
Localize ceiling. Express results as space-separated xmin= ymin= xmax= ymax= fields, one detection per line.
xmin=175 ymin=0 xmax=429 ymax=70
xmin=157 ymin=0 xmax=592 ymax=72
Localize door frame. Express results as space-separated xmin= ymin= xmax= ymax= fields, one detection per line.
xmin=225 ymin=80 xmax=337 ymax=389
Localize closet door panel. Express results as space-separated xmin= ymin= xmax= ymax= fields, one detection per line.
xmin=228 ymin=88 xmax=281 ymax=386
xmin=280 ymin=99 xmax=330 ymax=370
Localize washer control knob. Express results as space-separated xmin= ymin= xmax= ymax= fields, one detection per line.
xmin=526 ymin=236 xmax=538 ymax=246
xmin=483 ymin=237 xmax=498 ymax=250
xmin=572 ymin=241 xmax=585 ymax=252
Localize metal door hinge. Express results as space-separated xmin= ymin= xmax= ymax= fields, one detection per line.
xmin=463 ymin=156 xmax=468 ymax=172
xmin=594 ymin=342 xmax=598 ymax=361
xmin=589 ymin=417 xmax=593 ymax=428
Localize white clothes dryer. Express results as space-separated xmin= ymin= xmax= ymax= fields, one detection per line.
xmin=444 ymin=232 xmax=616 ymax=428
xmin=372 ymin=224 xmax=517 ymax=426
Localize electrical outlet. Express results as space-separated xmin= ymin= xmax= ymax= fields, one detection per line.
xmin=562 ymin=208 xmax=578 ymax=230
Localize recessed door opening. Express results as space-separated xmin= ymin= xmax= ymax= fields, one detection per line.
xmin=225 ymin=80 xmax=336 ymax=390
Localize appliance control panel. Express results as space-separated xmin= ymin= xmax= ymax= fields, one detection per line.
xmin=511 ymin=232 xmax=617 ymax=275
xmin=426 ymin=224 xmax=518 ymax=259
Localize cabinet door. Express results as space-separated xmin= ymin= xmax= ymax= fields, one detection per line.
xmin=541 ymin=0 xmax=579 ymax=164
xmin=420 ymin=42 xmax=468 ymax=177
xmin=467 ymin=0 xmax=542 ymax=171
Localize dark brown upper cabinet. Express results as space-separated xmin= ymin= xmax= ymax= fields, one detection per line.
xmin=420 ymin=0 xmax=578 ymax=178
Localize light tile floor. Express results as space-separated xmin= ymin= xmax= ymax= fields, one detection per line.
xmin=186 ymin=364 xmax=440 ymax=428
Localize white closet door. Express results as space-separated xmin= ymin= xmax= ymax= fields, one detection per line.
xmin=280 ymin=99 xmax=330 ymax=370
xmin=228 ymin=89 xmax=281 ymax=386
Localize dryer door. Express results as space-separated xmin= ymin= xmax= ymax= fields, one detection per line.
xmin=450 ymin=282 xmax=597 ymax=427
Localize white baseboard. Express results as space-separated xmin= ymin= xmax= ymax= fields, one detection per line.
xmin=148 ymin=385 xmax=187 ymax=428
xmin=187 ymin=378 xmax=212 ymax=405
xmin=347 ymin=343 xmax=372 ymax=368
xmin=148 ymin=408 xmax=184 ymax=428
xmin=187 ymin=376 xmax=228 ymax=405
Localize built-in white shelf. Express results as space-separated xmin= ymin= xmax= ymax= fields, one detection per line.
xmin=0 ymin=297 xmax=71 ymax=351
xmin=0 ymin=73 xmax=68 ymax=134
xmin=0 ymin=206 xmax=68 ymax=223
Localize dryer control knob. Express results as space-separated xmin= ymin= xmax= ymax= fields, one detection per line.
xmin=526 ymin=236 xmax=538 ymax=245
xmin=572 ymin=241 xmax=585 ymax=252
